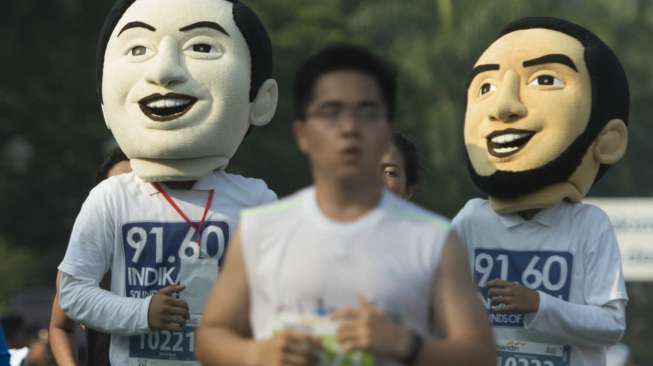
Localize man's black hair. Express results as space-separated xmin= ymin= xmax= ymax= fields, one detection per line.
xmin=0 ymin=314 xmax=25 ymax=341
xmin=467 ymin=17 xmax=629 ymax=199
xmin=96 ymin=146 xmax=128 ymax=184
xmin=96 ymin=0 xmax=272 ymax=104
xmin=392 ymin=132 xmax=419 ymax=188
xmin=293 ymin=44 xmax=397 ymax=121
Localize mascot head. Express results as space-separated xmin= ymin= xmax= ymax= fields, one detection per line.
xmin=464 ymin=17 xmax=629 ymax=213
xmin=97 ymin=0 xmax=278 ymax=182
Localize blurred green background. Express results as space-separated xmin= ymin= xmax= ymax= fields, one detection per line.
xmin=1 ymin=0 xmax=651 ymax=363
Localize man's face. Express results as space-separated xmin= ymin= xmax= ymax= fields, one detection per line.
xmin=102 ymin=0 xmax=252 ymax=162
xmin=465 ymin=28 xmax=592 ymax=177
xmin=294 ymin=70 xmax=391 ymax=182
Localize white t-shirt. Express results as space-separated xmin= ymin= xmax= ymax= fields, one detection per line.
xmin=58 ymin=170 xmax=276 ymax=366
xmin=452 ymin=198 xmax=628 ymax=366
xmin=241 ymin=187 xmax=450 ymax=366
xmin=8 ymin=348 xmax=28 ymax=366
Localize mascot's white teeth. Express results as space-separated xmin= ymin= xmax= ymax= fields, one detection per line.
xmin=138 ymin=93 xmax=198 ymax=122
xmin=146 ymin=98 xmax=193 ymax=109
xmin=490 ymin=132 xmax=531 ymax=144
xmin=486 ymin=129 xmax=535 ymax=158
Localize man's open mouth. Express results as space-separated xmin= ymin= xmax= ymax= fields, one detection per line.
xmin=138 ymin=93 xmax=197 ymax=122
xmin=486 ymin=129 xmax=535 ymax=158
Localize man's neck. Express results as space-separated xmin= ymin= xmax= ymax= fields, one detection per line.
xmin=162 ymin=180 xmax=197 ymax=190
xmin=517 ymin=208 xmax=540 ymax=220
xmin=313 ymin=173 xmax=384 ymax=222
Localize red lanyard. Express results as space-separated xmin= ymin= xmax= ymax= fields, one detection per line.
xmin=152 ymin=182 xmax=215 ymax=239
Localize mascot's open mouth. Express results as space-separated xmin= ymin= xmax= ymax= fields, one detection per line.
xmin=486 ymin=129 xmax=535 ymax=158
xmin=138 ymin=93 xmax=198 ymax=122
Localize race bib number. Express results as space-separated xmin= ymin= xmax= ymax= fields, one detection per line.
xmin=128 ymin=323 xmax=197 ymax=366
xmin=497 ymin=339 xmax=570 ymax=366
xmin=473 ymin=249 xmax=572 ymax=327
xmin=122 ymin=221 xmax=229 ymax=299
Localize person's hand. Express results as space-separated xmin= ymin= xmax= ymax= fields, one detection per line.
xmin=487 ymin=279 xmax=540 ymax=314
xmin=331 ymin=296 xmax=413 ymax=359
xmin=255 ymin=331 xmax=321 ymax=366
xmin=147 ymin=284 xmax=189 ymax=331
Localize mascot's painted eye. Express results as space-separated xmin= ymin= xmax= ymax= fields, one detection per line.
xmin=479 ymin=82 xmax=497 ymax=96
xmin=130 ymin=45 xmax=148 ymax=57
xmin=184 ymin=42 xmax=225 ymax=59
xmin=529 ymin=74 xmax=564 ymax=87
xmin=193 ymin=44 xmax=213 ymax=53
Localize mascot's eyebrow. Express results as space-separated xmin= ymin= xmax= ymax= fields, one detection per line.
xmin=117 ymin=21 xmax=156 ymax=37
xmin=179 ymin=21 xmax=230 ymax=37
xmin=468 ymin=64 xmax=500 ymax=84
xmin=523 ymin=54 xmax=578 ymax=72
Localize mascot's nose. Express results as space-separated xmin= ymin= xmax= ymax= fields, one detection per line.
xmin=489 ymin=70 xmax=527 ymax=123
xmin=145 ymin=37 xmax=189 ymax=87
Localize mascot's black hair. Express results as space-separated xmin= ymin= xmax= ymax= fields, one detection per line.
xmin=468 ymin=17 xmax=629 ymax=199
xmin=96 ymin=0 xmax=272 ymax=104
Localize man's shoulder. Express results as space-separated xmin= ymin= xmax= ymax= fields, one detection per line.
xmin=87 ymin=171 xmax=141 ymax=201
xmin=452 ymin=198 xmax=492 ymax=223
xmin=383 ymin=192 xmax=450 ymax=230
xmin=241 ymin=187 xmax=308 ymax=221
xmin=211 ymin=171 xmax=277 ymax=206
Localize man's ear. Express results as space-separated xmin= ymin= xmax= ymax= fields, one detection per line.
xmin=249 ymin=79 xmax=278 ymax=127
xmin=593 ymin=118 xmax=628 ymax=164
xmin=292 ymin=120 xmax=309 ymax=153
xmin=101 ymin=103 xmax=111 ymax=130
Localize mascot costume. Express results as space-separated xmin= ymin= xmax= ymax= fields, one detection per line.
xmin=452 ymin=17 xmax=629 ymax=366
xmin=57 ymin=0 xmax=278 ymax=365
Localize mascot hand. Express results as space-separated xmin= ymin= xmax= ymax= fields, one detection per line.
xmin=147 ymin=284 xmax=190 ymax=331
xmin=487 ymin=279 xmax=540 ymax=314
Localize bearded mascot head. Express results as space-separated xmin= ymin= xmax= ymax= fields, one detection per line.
xmin=97 ymin=0 xmax=278 ymax=182
xmin=464 ymin=17 xmax=629 ymax=213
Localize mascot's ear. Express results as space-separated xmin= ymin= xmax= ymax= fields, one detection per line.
xmin=249 ymin=79 xmax=278 ymax=127
xmin=101 ymin=103 xmax=111 ymax=130
xmin=594 ymin=118 xmax=628 ymax=164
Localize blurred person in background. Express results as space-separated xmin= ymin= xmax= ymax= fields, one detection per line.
xmin=196 ymin=44 xmax=495 ymax=366
xmin=381 ymin=132 xmax=419 ymax=200
xmin=49 ymin=147 xmax=130 ymax=366
xmin=1 ymin=315 xmax=50 ymax=366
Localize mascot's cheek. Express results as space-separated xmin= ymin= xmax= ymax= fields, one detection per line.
xmin=466 ymin=143 xmax=497 ymax=176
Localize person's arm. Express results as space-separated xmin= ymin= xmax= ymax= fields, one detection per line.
xmin=59 ymin=271 xmax=151 ymax=335
xmin=49 ymin=272 xmax=78 ymax=366
xmin=525 ymin=293 xmax=625 ymax=347
xmin=332 ymin=231 xmax=496 ymax=366
xmin=488 ymin=225 xmax=627 ymax=348
xmin=196 ymin=227 xmax=319 ymax=366
xmin=419 ymin=231 xmax=496 ymax=365
xmin=60 ymin=272 xmax=189 ymax=335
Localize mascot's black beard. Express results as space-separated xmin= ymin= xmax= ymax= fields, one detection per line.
xmin=467 ymin=124 xmax=598 ymax=199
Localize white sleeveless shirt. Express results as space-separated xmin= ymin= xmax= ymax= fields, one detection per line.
xmin=240 ymin=187 xmax=450 ymax=364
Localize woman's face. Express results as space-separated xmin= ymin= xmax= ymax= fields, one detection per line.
xmin=380 ymin=143 xmax=415 ymax=199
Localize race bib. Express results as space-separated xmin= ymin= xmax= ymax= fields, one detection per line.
xmin=128 ymin=321 xmax=198 ymax=366
xmin=497 ymin=339 xmax=570 ymax=366
xmin=122 ymin=221 xmax=229 ymax=365
xmin=274 ymin=311 xmax=374 ymax=366
xmin=473 ymin=249 xmax=573 ymax=327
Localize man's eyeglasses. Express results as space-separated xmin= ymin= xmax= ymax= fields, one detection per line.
xmin=306 ymin=103 xmax=387 ymax=124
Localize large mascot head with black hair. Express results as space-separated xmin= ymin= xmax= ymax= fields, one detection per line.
xmin=464 ymin=17 xmax=629 ymax=213
xmin=97 ymin=0 xmax=278 ymax=182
